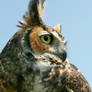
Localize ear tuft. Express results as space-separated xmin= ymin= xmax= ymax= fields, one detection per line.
xmin=39 ymin=0 xmax=46 ymax=18
xmin=28 ymin=0 xmax=46 ymax=25
xmin=54 ymin=24 xmax=61 ymax=33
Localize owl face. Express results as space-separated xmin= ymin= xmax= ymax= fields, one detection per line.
xmin=29 ymin=26 xmax=67 ymax=62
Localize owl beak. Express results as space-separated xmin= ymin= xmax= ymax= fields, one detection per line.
xmin=58 ymin=50 xmax=67 ymax=62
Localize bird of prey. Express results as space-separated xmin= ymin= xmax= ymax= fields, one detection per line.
xmin=0 ymin=0 xmax=91 ymax=92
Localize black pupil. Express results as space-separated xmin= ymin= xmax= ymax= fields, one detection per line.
xmin=44 ymin=36 xmax=49 ymax=41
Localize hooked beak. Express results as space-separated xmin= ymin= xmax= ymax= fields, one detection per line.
xmin=58 ymin=50 xmax=67 ymax=62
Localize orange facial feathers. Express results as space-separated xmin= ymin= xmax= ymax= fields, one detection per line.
xmin=29 ymin=26 xmax=50 ymax=54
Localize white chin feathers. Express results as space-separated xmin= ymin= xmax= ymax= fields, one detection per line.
xmin=33 ymin=53 xmax=69 ymax=72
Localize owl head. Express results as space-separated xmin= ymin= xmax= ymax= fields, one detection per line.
xmin=3 ymin=0 xmax=66 ymax=69
xmin=16 ymin=0 xmax=67 ymax=64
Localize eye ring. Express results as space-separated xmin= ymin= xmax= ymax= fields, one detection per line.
xmin=40 ymin=34 xmax=53 ymax=45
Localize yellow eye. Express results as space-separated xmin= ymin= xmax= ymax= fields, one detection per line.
xmin=40 ymin=35 xmax=52 ymax=45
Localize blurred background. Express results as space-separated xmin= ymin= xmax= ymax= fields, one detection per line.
xmin=0 ymin=0 xmax=92 ymax=87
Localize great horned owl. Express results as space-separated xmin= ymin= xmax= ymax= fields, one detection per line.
xmin=0 ymin=0 xmax=91 ymax=92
